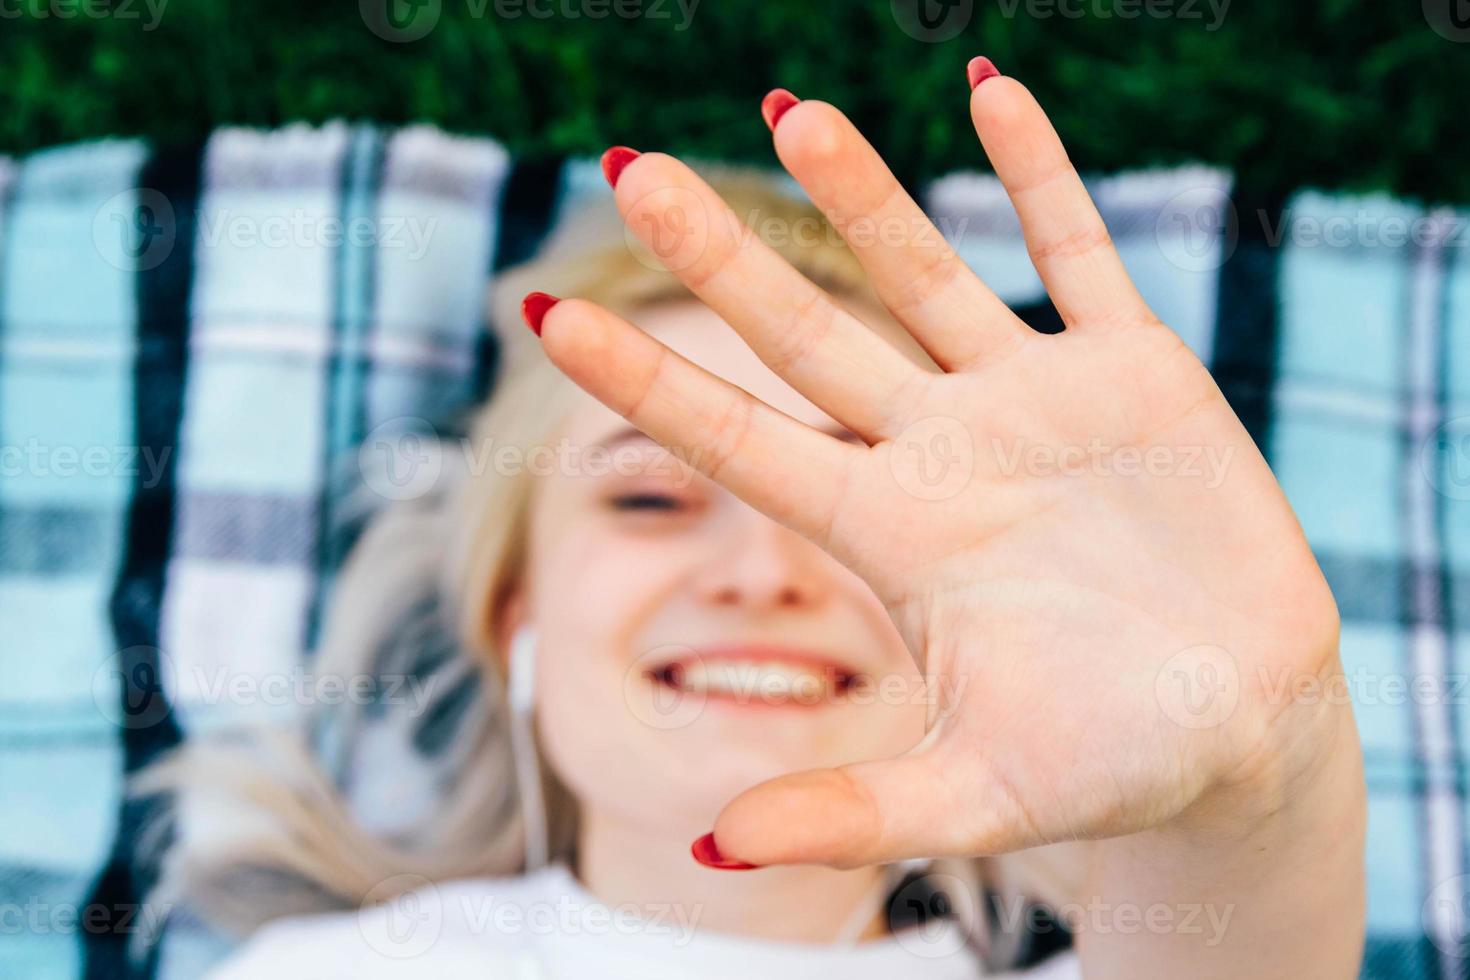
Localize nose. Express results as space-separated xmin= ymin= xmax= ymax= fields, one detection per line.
xmin=692 ymin=510 xmax=832 ymax=611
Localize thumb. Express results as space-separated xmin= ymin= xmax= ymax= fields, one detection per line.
xmin=702 ymin=750 xmax=1031 ymax=870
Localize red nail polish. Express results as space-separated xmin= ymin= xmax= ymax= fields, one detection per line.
xmin=521 ymin=292 xmax=560 ymax=336
xmin=967 ymin=56 xmax=1001 ymax=90
xmin=691 ymin=832 xmax=758 ymax=870
xmin=761 ymin=89 xmax=800 ymax=132
xmin=600 ymin=146 xmax=641 ymax=189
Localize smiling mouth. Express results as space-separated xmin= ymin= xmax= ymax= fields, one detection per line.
xmin=645 ymin=649 xmax=865 ymax=709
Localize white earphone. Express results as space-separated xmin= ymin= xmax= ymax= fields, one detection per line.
xmin=507 ymin=625 xmax=548 ymax=870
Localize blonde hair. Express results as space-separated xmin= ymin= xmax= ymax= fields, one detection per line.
xmin=139 ymin=165 xmax=1059 ymax=969
xmin=138 ymin=168 xmax=873 ymax=928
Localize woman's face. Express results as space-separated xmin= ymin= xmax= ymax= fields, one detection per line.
xmin=517 ymin=298 xmax=933 ymax=834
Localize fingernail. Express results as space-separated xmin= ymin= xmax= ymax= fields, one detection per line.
xmin=761 ymin=88 xmax=801 ymax=132
xmin=521 ymin=292 xmax=560 ymax=336
xmin=600 ymin=146 xmax=641 ymax=189
xmin=691 ymin=832 xmax=759 ymax=870
xmin=967 ymin=56 xmax=1001 ymax=90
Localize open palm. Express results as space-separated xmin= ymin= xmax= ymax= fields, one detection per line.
xmin=530 ymin=67 xmax=1347 ymax=869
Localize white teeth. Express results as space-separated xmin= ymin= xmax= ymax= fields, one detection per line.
xmin=669 ymin=661 xmax=837 ymax=704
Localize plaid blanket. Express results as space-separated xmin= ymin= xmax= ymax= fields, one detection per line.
xmin=0 ymin=126 xmax=1465 ymax=979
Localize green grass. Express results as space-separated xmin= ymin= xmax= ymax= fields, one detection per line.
xmin=3 ymin=0 xmax=1467 ymax=203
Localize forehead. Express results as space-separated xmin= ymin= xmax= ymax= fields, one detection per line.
xmin=558 ymin=297 xmax=930 ymax=441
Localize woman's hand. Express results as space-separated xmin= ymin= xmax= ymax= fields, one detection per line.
xmin=530 ymin=61 xmax=1364 ymax=976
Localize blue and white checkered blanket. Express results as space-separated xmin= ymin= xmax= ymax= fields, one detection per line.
xmin=0 ymin=124 xmax=1466 ymax=979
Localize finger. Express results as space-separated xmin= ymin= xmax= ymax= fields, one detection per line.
xmin=969 ymin=68 xmax=1155 ymax=332
xmin=535 ymin=297 xmax=859 ymax=544
xmin=612 ymin=151 xmax=926 ymax=442
xmin=767 ymin=95 xmax=1029 ymax=371
xmin=708 ymin=745 xmax=1042 ymax=869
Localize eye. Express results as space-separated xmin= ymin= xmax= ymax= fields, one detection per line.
xmin=608 ymin=492 xmax=685 ymax=512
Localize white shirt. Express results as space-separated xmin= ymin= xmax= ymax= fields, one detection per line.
xmin=208 ymin=865 xmax=1080 ymax=979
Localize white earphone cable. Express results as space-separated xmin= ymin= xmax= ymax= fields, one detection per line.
xmin=508 ymin=626 xmax=549 ymax=871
